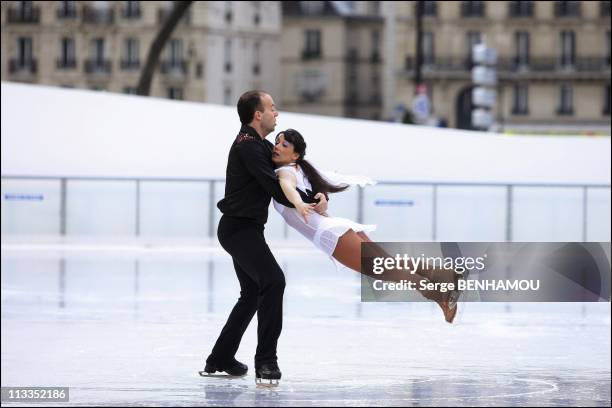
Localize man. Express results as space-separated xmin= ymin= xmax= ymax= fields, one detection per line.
xmin=203 ymin=90 xmax=327 ymax=384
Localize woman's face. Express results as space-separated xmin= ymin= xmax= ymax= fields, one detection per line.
xmin=272 ymin=133 xmax=299 ymax=166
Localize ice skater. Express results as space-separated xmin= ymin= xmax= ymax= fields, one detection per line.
xmin=201 ymin=92 xmax=328 ymax=385
xmin=271 ymin=128 xmax=462 ymax=323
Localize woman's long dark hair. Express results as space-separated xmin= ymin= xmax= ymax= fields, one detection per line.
xmin=278 ymin=129 xmax=349 ymax=195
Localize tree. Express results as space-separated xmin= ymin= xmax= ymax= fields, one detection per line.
xmin=137 ymin=1 xmax=193 ymax=96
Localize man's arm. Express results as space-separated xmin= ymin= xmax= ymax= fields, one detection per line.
xmin=237 ymin=141 xmax=294 ymax=207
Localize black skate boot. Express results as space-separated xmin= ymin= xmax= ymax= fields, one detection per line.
xmin=255 ymin=362 xmax=281 ymax=386
xmin=199 ymin=358 xmax=248 ymax=377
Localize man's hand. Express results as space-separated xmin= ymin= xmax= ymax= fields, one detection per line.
xmin=313 ymin=192 xmax=328 ymax=215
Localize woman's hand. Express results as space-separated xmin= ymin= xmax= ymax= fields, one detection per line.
xmin=313 ymin=192 xmax=328 ymax=214
xmin=296 ymin=202 xmax=315 ymax=224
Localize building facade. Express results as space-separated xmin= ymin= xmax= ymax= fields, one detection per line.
xmin=0 ymin=1 xmax=281 ymax=104
xmin=1 ymin=1 xmax=610 ymax=133
xmin=280 ymin=1 xmax=384 ymax=120
xmin=386 ymin=0 xmax=611 ymax=132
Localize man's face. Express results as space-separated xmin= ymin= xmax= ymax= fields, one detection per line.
xmin=257 ymin=93 xmax=278 ymax=136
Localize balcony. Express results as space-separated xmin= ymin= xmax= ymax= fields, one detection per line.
xmin=7 ymin=7 xmax=40 ymax=23
xmin=9 ymin=59 xmax=37 ymax=74
xmin=498 ymin=57 xmax=610 ymax=72
xmin=160 ymin=60 xmax=188 ymax=76
xmin=370 ymin=51 xmax=382 ymax=64
xmin=120 ymin=60 xmax=141 ymax=70
xmin=404 ymin=56 xmax=610 ymax=80
xmin=84 ymin=59 xmax=112 ymax=74
xmin=302 ymin=49 xmax=321 ymax=60
xmin=83 ymin=7 xmax=115 ymax=24
xmin=56 ymin=59 xmax=77 ymax=70
xmin=556 ymin=107 xmax=574 ymax=116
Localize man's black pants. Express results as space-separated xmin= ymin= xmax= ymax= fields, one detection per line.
xmin=207 ymin=215 xmax=286 ymax=367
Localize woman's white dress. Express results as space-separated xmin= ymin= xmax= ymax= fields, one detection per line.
xmin=272 ymin=164 xmax=376 ymax=259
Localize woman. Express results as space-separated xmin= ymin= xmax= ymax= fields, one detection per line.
xmin=271 ymin=129 xmax=460 ymax=323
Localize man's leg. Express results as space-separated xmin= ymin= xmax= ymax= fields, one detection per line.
xmin=220 ymin=228 xmax=285 ymax=367
xmin=207 ymin=259 xmax=258 ymax=365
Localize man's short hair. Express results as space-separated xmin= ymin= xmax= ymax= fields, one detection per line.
xmin=237 ymin=90 xmax=266 ymax=124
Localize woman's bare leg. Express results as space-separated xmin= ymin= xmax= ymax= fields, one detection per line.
xmin=333 ymin=230 xmax=457 ymax=322
xmin=355 ymin=232 xmax=455 ymax=286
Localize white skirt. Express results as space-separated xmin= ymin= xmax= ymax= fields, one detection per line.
xmin=273 ymin=201 xmax=376 ymax=257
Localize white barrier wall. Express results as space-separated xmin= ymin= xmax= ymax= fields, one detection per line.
xmin=2 ymin=82 xmax=611 ymax=241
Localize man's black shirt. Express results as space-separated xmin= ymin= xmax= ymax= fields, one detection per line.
xmin=217 ymin=124 xmax=316 ymax=225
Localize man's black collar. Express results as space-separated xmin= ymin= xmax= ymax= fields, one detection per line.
xmin=240 ymin=124 xmax=263 ymax=140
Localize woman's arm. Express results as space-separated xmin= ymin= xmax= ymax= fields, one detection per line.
xmin=277 ymin=169 xmax=314 ymax=223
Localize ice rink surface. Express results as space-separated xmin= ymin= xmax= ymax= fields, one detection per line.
xmin=1 ymin=246 xmax=610 ymax=407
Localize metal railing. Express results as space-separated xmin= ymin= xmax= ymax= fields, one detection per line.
xmin=405 ymin=56 xmax=611 ymax=74
xmin=1 ymin=175 xmax=610 ymax=242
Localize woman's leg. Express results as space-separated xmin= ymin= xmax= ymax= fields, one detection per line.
xmin=333 ymin=230 xmax=457 ymax=322
xmin=333 ymin=230 xmax=439 ymax=300
xmin=356 ymin=231 xmax=456 ymax=286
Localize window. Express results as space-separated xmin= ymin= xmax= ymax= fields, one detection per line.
xmin=423 ymin=1 xmax=437 ymax=16
xmin=17 ymin=36 xmax=33 ymax=65
xmin=253 ymin=41 xmax=261 ymax=75
xmin=604 ymin=84 xmax=610 ymax=115
xmin=224 ymin=86 xmax=232 ymax=105
xmin=423 ymin=32 xmax=435 ymax=66
xmin=124 ymin=1 xmax=141 ymax=18
xmin=303 ymin=30 xmax=321 ymax=59
xmin=515 ymin=31 xmax=530 ymax=67
xmin=59 ymin=37 xmax=75 ymax=69
xmin=253 ymin=1 xmax=261 ymax=24
xmin=560 ymin=31 xmax=575 ymax=68
xmin=168 ymin=87 xmax=183 ymax=100
xmin=371 ymin=30 xmax=381 ymax=63
xmin=602 ymin=1 xmax=611 ymax=17
xmin=466 ymin=31 xmax=481 ymax=65
xmin=19 ymin=1 xmax=34 ymax=18
xmin=86 ymin=38 xmax=110 ymax=73
xmin=169 ymin=38 xmax=183 ymax=64
xmin=606 ymin=31 xmax=611 ymax=66
xmin=225 ymin=1 xmax=232 ymax=23
xmin=509 ymin=1 xmax=533 ymax=17
xmin=58 ymin=1 xmax=77 ymax=18
xmin=461 ymin=1 xmax=485 ymax=17
xmin=224 ymin=39 xmax=232 ymax=73
xmin=122 ymin=38 xmax=139 ymax=69
xmin=91 ymin=38 xmax=105 ymax=62
xmin=512 ymin=84 xmax=528 ymax=114
xmin=555 ymin=1 xmax=581 ymax=17
xmin=558 ymin=84 xmax=573 ymax=115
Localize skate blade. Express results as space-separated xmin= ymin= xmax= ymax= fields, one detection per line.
xmin=255 ymin=378 xmax=280 ymax=387
xmin=198 ymin=371 xmax=246 ymax=379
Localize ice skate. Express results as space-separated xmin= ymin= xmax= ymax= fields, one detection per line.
xmin=448 ymin=268 xmax=471 ymax=310
xmin=439 ymin=296 xmax=458 ymax=324
xmin=199 ymin=358 xmax=248 ymax=378
xmin=255 ymin=362 xmax=281 ymax=387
